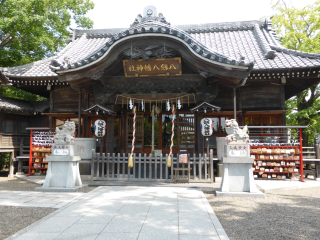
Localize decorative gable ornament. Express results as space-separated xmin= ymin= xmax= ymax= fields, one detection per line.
xmin=94 ymin=120 xmax=106 ymax=138
xmin=200 ymin=118 xmax=213 ymax=136
xmin=131 ymin=6 xmax=170 ymax=27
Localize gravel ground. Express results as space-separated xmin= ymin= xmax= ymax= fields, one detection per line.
xmin=0 ymin=170 xmax=97 ymax=240
xmin=202 ymin=187 xmax=320 ymax=240
xmin=0 ymin=206 xmax=55 ymax=240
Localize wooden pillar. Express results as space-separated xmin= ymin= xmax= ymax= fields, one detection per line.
xmin=314 ymin=138 xmax=319 ymax=178
xmin=196 ymin=112 xmax=204 ymax=154
xmin=280 ymin=84 xmax=286 ymax=109
xmin=9 ymin=150 xmax=14 ymax=177
xmin=84 ymin=92 xmax=89 ymax=137
xmin=233 ymin=88 xmax=236 ymax=120
xmin=237 ymin=87 xmax=243 ymax=125
xmin=78 ymin=89 xmax=82 ymax=137
xmin=106 ymin=105 xmax=114 ymax=153
xmin=0 ymin=110 xmax=2 ymax=146
xmin=238 ymin=113 xmax=243 ymax=126
xmin=120 ymin=111 xmax=127 ymax=154
xmin=49 ymin=89 xmax=54 ymax=128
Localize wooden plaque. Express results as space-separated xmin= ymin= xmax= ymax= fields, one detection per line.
xmin=123 ymin=57 xmax=182 ymax=78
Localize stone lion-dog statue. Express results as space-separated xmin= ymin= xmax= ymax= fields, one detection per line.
xmin=225 ymin=119 xmax=249 ymax=143
xmin=54 ymin=121 xmax=76 ymax=145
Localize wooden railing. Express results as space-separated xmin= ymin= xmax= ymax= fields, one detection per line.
xmin=91 ymin=150 xmax=215 ymax=182
xmin=302 ymin=143 xmax=319 ymax=179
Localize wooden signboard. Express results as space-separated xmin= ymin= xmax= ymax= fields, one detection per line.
xmin=123 ymin=57 xmax=182 ymax=78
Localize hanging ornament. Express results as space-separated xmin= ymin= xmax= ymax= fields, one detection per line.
xmin=200 ymin=118 xmax=213 ymax=136
xmin=94 ymin=119 xmax=106 ymax=137
xmin=129 ymin=98 xmax=133 ymax=109
xmin=177 ymin=98 xmax=181 ymax=110
xmin=141 ymin=100 xmax=144 ymax=111
xmin=167 ymin=100 xmax=170 ymax=111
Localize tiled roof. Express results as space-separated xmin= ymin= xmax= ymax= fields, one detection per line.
xmin=1 ymin=16 xmax=320 ymax=79
xmin=0 ymin=95 xmax=49 ymax=113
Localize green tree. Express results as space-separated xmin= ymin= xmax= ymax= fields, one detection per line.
xmin=272 ymin=0 xmax=320 ymax=145
xmin=0 ymin=0 xmax=94 ymax=67
xmin=0 ymin=85 xmax=47 ymax=101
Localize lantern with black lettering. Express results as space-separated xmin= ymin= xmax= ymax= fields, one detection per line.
xmin=200 ymin=118 xmax=213 ymax=136
xmin=94 ymin=120 xmax=106 ymax=137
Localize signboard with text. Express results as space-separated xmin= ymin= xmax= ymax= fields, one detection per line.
xmin=123 ymin=57 xmax=182 ymax=78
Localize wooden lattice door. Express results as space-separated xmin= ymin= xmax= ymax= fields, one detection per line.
xmin=126 ymin=114 xmax=144 ymax=153
xmin=177 ymin=115 xmax=195 ymax=153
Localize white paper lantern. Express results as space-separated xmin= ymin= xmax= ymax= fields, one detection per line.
xmin=94 ymin=120 xmax=106 ymax=137
xmin=200 ymin=118 xmax=213 ymax=136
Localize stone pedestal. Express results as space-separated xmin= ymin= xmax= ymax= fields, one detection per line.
xmin=216 ymin=143 xmax=264 ymax=198
xmin=35 ymin=144 xmax=87 ymax=192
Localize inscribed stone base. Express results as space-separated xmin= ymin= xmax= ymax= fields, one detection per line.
xmin=220 ymin=156 xmax=262 ymax=195
xmin=35 ymin=184 xmax=88 ymax=192
xmin=41 ymin=156 xmax=82 ymax=191
xmin=215 ymin=190 xmax=265 ymax=198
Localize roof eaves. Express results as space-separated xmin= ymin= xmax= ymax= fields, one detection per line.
xmin=52 ymin=21 xmax=254 ymax=73
xmin=0 ymin=69 xmax=10 ymax=84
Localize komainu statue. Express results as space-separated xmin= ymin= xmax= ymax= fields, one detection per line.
xmin=54 ymin=121 xmax=76 ymax=145
xmin=225 ymin=119 xmax=249 ymax=143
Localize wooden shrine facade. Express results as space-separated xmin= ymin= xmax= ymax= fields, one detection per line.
xmin=1 ymin=6 xmax=320 ymax=156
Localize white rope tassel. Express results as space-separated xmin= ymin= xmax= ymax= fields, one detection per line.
xmin=167 ymin=99 xmax=170 ymax=111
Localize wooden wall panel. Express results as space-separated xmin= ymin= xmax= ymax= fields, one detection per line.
xmin=212 ymin=90 xmax=234 ymax=110
xmin=53 ymin=86 xmax=86 ymax=112
xmin=31 ymin=115 xmax=49 ymax=128
xmin=240 ymin=83 xmax=281 ymax=110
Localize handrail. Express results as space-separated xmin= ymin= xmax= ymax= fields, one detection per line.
xmin=240 ymin=126 xmax=308 ymax=129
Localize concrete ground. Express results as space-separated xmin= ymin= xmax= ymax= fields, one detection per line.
xmin=1 ymin=173 xmax=320 ymax=240
xmin=5 ymin=186 xmax=228 ymax=240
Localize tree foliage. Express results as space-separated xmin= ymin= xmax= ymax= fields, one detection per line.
xmin=272 ymin=0 xmax=320 ymax=145
xmin=0 ymin=0 xmax=94 ymax=67
xmin=0 ymin=85 xmax=47 ymax=101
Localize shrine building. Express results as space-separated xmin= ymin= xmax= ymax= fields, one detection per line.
xmin=1 ymin=5 xmax=320 ymax=162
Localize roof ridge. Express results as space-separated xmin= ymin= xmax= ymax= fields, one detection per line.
xmin=252 ymin=24 xmax=276 ymax=59
xmin=270 ymin=45 xmax=320 ymax=59
xmin=71 ymin=19 xmax=267 ymax=38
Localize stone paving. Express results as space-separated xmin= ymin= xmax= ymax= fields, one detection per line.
xmin=6 ymin=187 xmax=229 ymax=240
xmin=0 ymin=191 xmax=84 ymax=209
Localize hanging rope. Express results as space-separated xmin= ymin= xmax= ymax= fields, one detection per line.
xmin=115 ymin=93 xmax=196 ymax=106
xmin=152 ymin=105 xmax=155 ymax=152
xmin=167 ymin=104 xmax=175 ymax=167
xmin=128 ymin=106 xmax=136 ymax=168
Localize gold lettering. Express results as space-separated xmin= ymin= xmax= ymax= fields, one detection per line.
xmin=144 ymin=64 xmax=152 ymax=71
xmin=161 ymin=64 xmax=168 ymax=71
xmin=153 ymin=64 xmax=160 ymax=70
xmin=128 ymin=65 xmax=136 ymax=72
xmin=169 ymin=64 xmax=177 ymax=70
xmin=136 ymin=64 xmax=144 ymax=72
